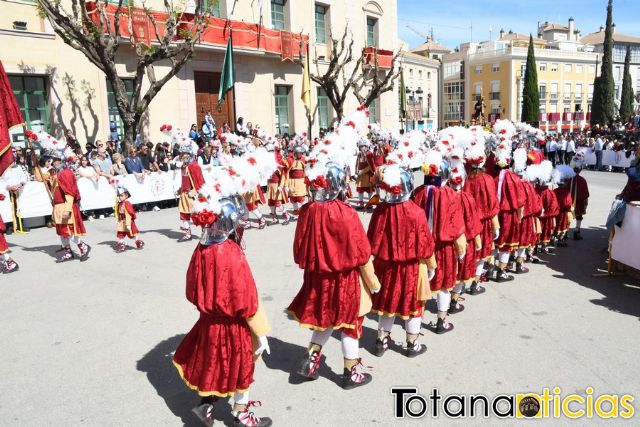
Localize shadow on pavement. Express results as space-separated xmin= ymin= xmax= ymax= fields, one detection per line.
xmin=137 ymin=334 xmax=235 ymax=427
xmin=141 ymin=228 xmax=185 ymax=241
xmin=18 ymin=244 xmax=64 ymax=260
xmin=540 ymin=226 xmax=640 ymax=320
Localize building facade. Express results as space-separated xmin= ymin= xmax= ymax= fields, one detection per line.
xmin=2 ymin=0 xmax=399 ymax=147
xmin=399 ymin=50 xmax=440 ymax=130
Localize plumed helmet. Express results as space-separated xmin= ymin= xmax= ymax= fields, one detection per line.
xmin=309 ymin=162 xmax=347 ymax=202
xmin=293 ymin=145 xmax=305 ymax=154
xmin=115 ymin=186 xmax=131 ymax=198
xmin=179 ymin=144 xmax=194 ymax=155
xmin=382 ymin=166 xmax=414 ymax=204
xmin=199 ymin=198 xmax=240 ymax=245
xmin=231 ymin=194 xmax=248 ymax=220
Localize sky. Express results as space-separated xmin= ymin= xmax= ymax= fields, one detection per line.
xmin=398 ymin=0 xmax=640 ymax=50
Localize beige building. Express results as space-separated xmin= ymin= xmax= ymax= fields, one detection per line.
xmin=441 ymin=19 xmax=602 ymax=131
xmin=2 ymin=0 xmax=399 ymax=147
xmin=399 ymin=48 xmax=440 ymax=130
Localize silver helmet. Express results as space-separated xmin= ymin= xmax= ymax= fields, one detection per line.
xmin=310 ymin=162 xmax=347 ymax=202
xmin=293 ymin=145 xmax=305 ymax=155
xmin=385 ymin=168 xmax=414 ymax=204
xmin=115 ymin=186 xmax=131 ymax=198
xmin=199 ymin=198 xmax=241 ymax=245
xmin=231 ymin=194 xmax=248 ymax=219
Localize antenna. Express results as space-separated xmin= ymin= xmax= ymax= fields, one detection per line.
xmin=489 ymin=26 xmax=493 ymax=40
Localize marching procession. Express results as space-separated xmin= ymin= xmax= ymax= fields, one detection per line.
xmin=0 ymin=105 xmax=600 ymax=427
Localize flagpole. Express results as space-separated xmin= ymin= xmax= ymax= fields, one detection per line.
xmin=230 ymin=30 xmax=237 ymax=128
xmin=306 ymin=42 xmax=312 ymax=139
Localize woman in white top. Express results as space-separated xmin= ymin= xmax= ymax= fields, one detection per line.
xmin=76 ymin=156 xmax=99 ymax=183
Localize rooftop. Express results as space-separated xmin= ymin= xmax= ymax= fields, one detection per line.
xmin=411 ymin=37 xmax=452 ymax=55
xmin=541 ymin=23 xmax=569 ymax=32
xmin=580 ymin=29 xmax=640 ymax=45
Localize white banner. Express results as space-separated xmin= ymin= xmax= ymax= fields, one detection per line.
xmin=611 ymin=204 xmax=640 ymax=270
xmin=584 ymin=150 xmax=635 ymax=168
xmin=0 ymin=187 xmax=11 ymax=223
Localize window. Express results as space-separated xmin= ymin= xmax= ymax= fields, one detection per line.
xmin=563 ymin=105 xmax=571 ymax=113
xmin=588 ymin=83 xmax=594 ymax=99
xmin=427 ymin=72 xmax=431 ymax=79
xmin=107 ymin=78 xmax=134 ymax=139
xmin=576 ymin=64 xmax=583 ymax=74
xmin=613 ymin=45 xmax=626 ymax=62
xmin=444 ymin=101 xmax=464 ymax=121
xmin=564 ymin=64 xmax=572 ymax=73
xmin=615 ymin=66 xmax=621 ymax=81
xmin=539 ymin=104 xmax=546 ymax=114
xmin=274 ymin=85 xmax=291 ymax=135
xmin=201 ymin=0 xmax=224 ymax=17
xmin=368 ymin=97 xmax=378 ymax=123
xmin=474 ymin=83 xmax=482 ymax=101
xmin=551 ymin=63 xmax=558 ymax=72
xmin=271 ymin=0 xmax=286 ymax=31
xmin=9 ymin=75 xmax=50 ymax=135
xmin=539 ymin=83 xmax=547 ymax=99
xmin=317 ymin=87 xmax=330 ymax=129
xmin=575 ymin=83 xmax=583 ymax=99
xmin=615 ymin=85 xmax=620 ymax=99
xmin=409 ymin=69 xmax=414 ymax=79
xmin=315 ymin=3 xmax=327 ymax=44
xmin=588 ymin=65 xmax=596 ymax=74
xmin=444 ymin=82 xmax=464 ymax=101
xmin=550 ymin=82 xmax=558 ymax=99
xmin=418 ymin=70 xmax=422 ymax=80
xmin=366 ymin=16 xmax=377 ymax=47
xmin=492 ymin=63 xmax=500 ymax=72
xmin=564 ymin=83 xmax=571 ymax=99
xmin=539 ymin=63 xmax=547 ymax=72
xmin=475 ymin=65 xmax=482 ymax=74
xmin=490 ymin=81 xmax=500 ymax=99
xmin=549 ymin=103 xmax=557 ymax=113
xmin=444 ymin=62 xmax=462 ymax=78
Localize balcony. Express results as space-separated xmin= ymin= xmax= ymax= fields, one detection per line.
xmin=539 ymin=93 xmax=547 ymax=101
xmin=489 ymin=92 xmax=500 ymax=100
xmin=444 ymin=113 xmax=463 ymax=121
xmin=550 ymin=93 xmax=558 ymax=100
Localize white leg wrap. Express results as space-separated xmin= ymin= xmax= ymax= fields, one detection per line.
xmin=377 ymin=315 xmax=395 ymax=332
xmin=499 ymin=251 xmax=511 ymax=264
xmin=516 ymin=247 xmax=526 ymax=258
xmin=475 ymin=260 xmax=485 ymax=276
xmin=234 ymin=391 xmax=249 ymax=405
xmin=2 ymin=253 xmax=9 ymax=261
xmin=436 ymin=291 xmax=451 ymax=312
xmin=181 ymin=220 xmax=190 ymax=229
xmin=249 ymin=209 xmax=262 ymax=220
xmin=340 ymin=333 xmax=359 ymax=360
xmin=453 ymin=283 xmax=464 ymax=294
xmin=60 ymin=237 xmax=70 ymax=246
xmin=292 ymin=202 xmax=300 ymax=211
xmin=310 ymin=329 xmax=332 ymax=347
xmin=70 ymin=236 xmax=81 ymax=245
xmin=405 ymin=317 xmax=422 ymax=335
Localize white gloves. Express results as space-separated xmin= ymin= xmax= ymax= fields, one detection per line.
xmin=427 ymin=268 xmax=436 ymax=281
xmin=458 ymin=252 xmax=466 ymax=262
xmin=254 ymin=336 xmax=271 ymax=356
xmin=475 ymin=243 xmax=483 ymax=252
xmin=493 ymin=228 xmax=500 ymax=240
xmin=370 ymin=286 xmax=381 ymax=294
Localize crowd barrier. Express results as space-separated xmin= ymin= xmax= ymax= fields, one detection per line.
xmin=583 ymin=150 xmax=635 ymax=168
xmin=611 ymin=204 xmax=640 ymax=271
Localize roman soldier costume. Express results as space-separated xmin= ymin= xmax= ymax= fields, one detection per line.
xmin=243 ymin=185 xmax=267 ymax=229
xmin=570 ymin=152 xmax=590 ymax=240
xmin=114 ymin=186 xmax=144 ymax=252
xmin=553 ymin=165 xmax=576 ymax=247
xmin=355 ymin=141 xmax=375 ymax=209
xmin=178 ymin=149 xmax=206 ymax=242
xmin=266 ymin=148 xmax=291 ymax=224
xmin=287 ymin=146 xmax=307 ymax=215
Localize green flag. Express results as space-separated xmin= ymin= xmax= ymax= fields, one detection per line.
xmin=218 ymin=33 xmax=235 ymax=105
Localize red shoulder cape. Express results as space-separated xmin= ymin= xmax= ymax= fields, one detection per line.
xmin=188 ymin=162 xmax=206 ymax=191
xmin=495 ymin=170 xmax=525 ymax=211
xmin=186 ymin=240 xmax=258 ymax=318
xmin=57 ymin=168 xmax=81 ymax=201
xmin=537 ymin=187 xmax=560 ymax=217
xmin=413 ymin=185 xmax=464 ymax=243
xmin=367 ymin=200 xmax=434 ymax=262
xmin=463 ymin=171 xmax=500 ymax=219
xmin=571 ymin=175 xmax=589 ymax=201
xmin=458 ymin=191 xmax=483 ymax=240
xmin=521 ymin=180 xmax=542 ymax=217
xmin=553 ymin=187 xmax=573 ymax=210
xmin=294 ymin=200 xmax=371 ymax=273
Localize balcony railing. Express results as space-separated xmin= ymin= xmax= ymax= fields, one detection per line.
xmin=444 ymin=113 xmax=463 ymax=121
xmin=539 ymin=93 xmax=547 ymax=100
xmin=489 ymin=92 xmax=500 ymax=100
xmin=550 ymin=93 xmax=558 ymax=100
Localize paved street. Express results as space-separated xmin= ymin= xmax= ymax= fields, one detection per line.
xmin=1 ymin=170 xmax=638 ymax=426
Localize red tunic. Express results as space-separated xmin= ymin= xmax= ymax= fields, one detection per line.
xmin=53 ymin=168 xmax=86 ymax=238
xmin=173 ymin=240 xmax=259 ymax=397
xmin=570 ymin=174 xmax=589 ymax=219
xmin=413 ymin=184 xmax=464 ymax=292
xmin=537 ymin=186 xmax=559 ymax=244
xmin=520 ymin=180 xmax=542 ymax=248
xmin=180 ymin=162 xmax=205 ymax=193
xmin=456 ymin=192 xmax=482 ymax=282
xmin=116 ymin=200 xmax=139 ymax=238
xmin=494 ymin=169 xmax=526 ymax=251
xmin=367 ymin=200 xmax=435 ymax=318
xmin=287 ymin=200 xmax=371 ymax=338
xmin=554 ymin=186 xmax=573 ymax=234
xmin=463 ymin=170 xmax=500 ymax=259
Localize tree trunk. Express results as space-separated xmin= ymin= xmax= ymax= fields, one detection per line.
xmin=121 ymin=114 xmax=137 ymax=153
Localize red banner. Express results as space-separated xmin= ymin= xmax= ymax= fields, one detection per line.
xmin=563 ymin=112 xmax=573 ymax=121
xmin=280 ymin=31 xmax=294 ymax=62
xmin=539 ymin=113 xmax=548 ymax=122
xmin=363 ymin=47 xmax=393 ymax=69
xmin=131 ymin=9 xmax=150 ymax=46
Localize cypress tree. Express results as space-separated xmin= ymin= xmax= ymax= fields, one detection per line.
xmin=619 ymin=45 xmax=634 ymax=121
xmin=591 ymin=0 xmax=615 ymax=126
xmin=521 ymin=34 xmax=540 ymax=123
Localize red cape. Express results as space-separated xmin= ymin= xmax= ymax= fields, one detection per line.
xmin=458 ymin=191 xmax=483 ymax=240
xmin=495 ymin=169 xmax=525 ymax=211
xmin=521 ymin=180 xmax=542 ymax=217
xmin=571 ymin=174 xmax=589 ymax=202
xmin=463 ymin=171 xmax=500 ymax=220
xmin=186 ymin=240 xmax=258 ymax=319
xmin=188 ymin=162 xmax=205 ymax=191
xmin=413 ymin=184 xmax=464 ymax=243
xmin=554 ymin=186 xmax=573 ymax=211
xmin=294 ymin=200 xmax=371 ymax=273
xmin=367 ymin=200 xmax=434 ymax=262
xmin=56 ymin=168 xmax=81 ymax=202
xmin=537 ymin=187 xmax=560 ymax=217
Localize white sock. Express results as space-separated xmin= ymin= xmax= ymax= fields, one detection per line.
xmin=437 ymin=291 xmax=451 ymax=312
xmin=310 ymin=329 xmax=333 ymax=348
xmin=234 ymin=391 xmax=249 ymax=405
xmin=1 ymin=253 xmax=9 ymax=261
xmin=292 ymin=202 xmax=300 ymax=211
xmin=405 ymin=317 xmax=422 ymax=335
xmin=377 ymin=315 xmax=395 ymax=332
xmin=118 ymin=238 xmax=125 ymax=245
xmin=499 ymin=251 xmax=511 ymax=264
xmin=453 ymin=283 xmax=464 ymax=294
xmin=250 ymin=209 xmax=262 ymax=220
xmin=70 ymin=236 xmax=81 ymax=245
xmin=277 ymin=205 xmax=287 ymax=215
xmin=516 ymin=248 xmax=526 ymax=258
xmin=475 ymin=260 xmax=485 ymax=276
xmin=181 ymin=220 xmax=190 ymax=230
xmin=340 ymin=333 xmax=359 ymax=360
xmin=60 ymin=237 xmax=70 ymax=247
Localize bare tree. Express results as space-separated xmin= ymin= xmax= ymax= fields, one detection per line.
xmin=301 ymin=26 xmax=401 ymax=121
xmin=36 ymin=0 xmax=212 ymax=151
